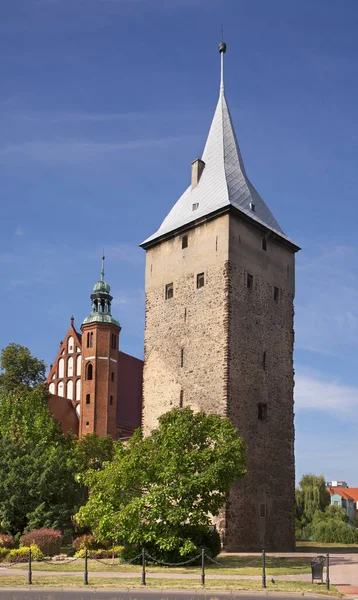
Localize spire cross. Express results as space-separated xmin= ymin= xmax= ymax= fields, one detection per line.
xmin=219 ymin=39 xmax=227 ymax=94
xmin=101 ymin=254 xmax=105 ymax=282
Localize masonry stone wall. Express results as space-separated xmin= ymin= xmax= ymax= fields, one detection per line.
xmin=224 ymin=215 xmax=296 ymax=551
xmin=142 ymin=211 xmax=296 ymax=551
xmin=142 ymin=215 xmax=230 ymax=433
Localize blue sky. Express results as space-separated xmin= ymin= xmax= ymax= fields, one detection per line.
xmin=1 ymin=0 xmax=358 ymax=483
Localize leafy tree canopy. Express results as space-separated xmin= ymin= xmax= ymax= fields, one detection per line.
xmin=76 ymin=408 xmax=247 ymax=557
xmin=0 ymin=343 xmax=46 ymax=392
xmin=295 ymin=474 xmax=330 ymax=526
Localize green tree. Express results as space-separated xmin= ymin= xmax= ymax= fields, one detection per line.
xmin=0 ymin=343 xmax=46 ymax=392
xmin=311 ymin=504 xmax=357 ymax=543
xmin=296 ymin=474 xmax=330 ymax=526
xmin=76 ymin=408 xmax=247 ymax=558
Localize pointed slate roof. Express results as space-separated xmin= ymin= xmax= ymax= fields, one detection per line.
xmin=142 ymin=44 xmax=298 ymax=250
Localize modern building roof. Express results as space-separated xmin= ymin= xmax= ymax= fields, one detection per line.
xmin=328 ymin=487 xmax=356 ymax=501
xmin=142 ymin=43 xmax=299 ymax=250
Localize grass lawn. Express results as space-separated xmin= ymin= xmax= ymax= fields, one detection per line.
xmin=0 ymin=575 xmax=341 ymax=595
xmin=10 ymin=555 xmax=311 ymax=575
xmin=296 ymin=541 xmax=358 ymax=554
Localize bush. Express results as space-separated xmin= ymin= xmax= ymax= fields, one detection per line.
xmin=7 ymin=544 xmax=43 ymax=563
xmin=313 ymin=519 xmax=358 ymax=544
xmin=0 ymin=547 xmax=9 ymax=562
xmin=20 ymin=528 xmax=62 ymax=556
xmin=122 ymin=526 xmax=221 ymax=565
xmin=0 ymin=535 xmax=14 ymax=549
xmin=72 ymin=535 xmax=100 ymax=552
xmin=74 ymin=546 xmax=125 ymax=560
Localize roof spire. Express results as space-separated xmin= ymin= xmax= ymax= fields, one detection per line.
xmin=218 ymin=36 xmax=226 ymax=94
xmin=101 ymin=253 xmax=105 ymax=282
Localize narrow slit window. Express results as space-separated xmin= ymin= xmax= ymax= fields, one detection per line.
xmin=86 ymin=394 xmax=90 ymax=405
xmin=111 ymin=372 xmax=115 ymax=382
xmin=260 ymin=503 xmax=266 ymax=518
xmin=274 ymin=286 xmax=279 ymax=302
xmin=87 ymin=332 xmax=93 ymax=348
xmin=184 ymin=308 xmax=187 ymax=322
xmin=109 ymin=395 xmax=113 ymax=406
xmin=250 ymin=202 xmax=256 ymax=212
xmin=262 ymin=238 xmax=267 ymax=251
xmin=258 ymin=403 xmax=267 ymax=421
xmin=165 ymin=283 xmax=174 ymax=300
xmin=192 ymin=202 xmax=199 ymax=211
xmin=181 ymin=348 xmax=184 ymax=368
xmin=197 ymin=272 xmax=205 ymax=289
xmin=247 ymin=273 xmax=253 ymax=289
xmin=182 ymin=235 xmax=188 ymax=249
xmin=179 ymin=389 xmax=184 ymax=408
xmin=86 ymin=421 xmax=89 ymax=428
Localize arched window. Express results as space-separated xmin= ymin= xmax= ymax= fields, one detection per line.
xmin=58 ymin=358 xmax=64 ymax=379
xmin=68 ymin=336 xmax=74 ymax=354
xmin=76 ymin=354 xmax=82 ymax=376
xmin=67 ymin=380 xmax=73 ymax=400
xmin=86 ymin=394 xmax=90 ymax=405
xmin=58 ymin=381 xmax=64 ymax=397
xmin=76 ymin=379 xmax=81 ymax=401
xmin=49 ymin=383 xmax=55 ymax=394
xmin=67 ymin=356 xmax=74 ymax=377
xmin=86 ymin=363 xmax=93 ymax=380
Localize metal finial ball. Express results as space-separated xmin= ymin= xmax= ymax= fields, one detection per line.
xmin=219 ymin=42 xmax=227 ymax=54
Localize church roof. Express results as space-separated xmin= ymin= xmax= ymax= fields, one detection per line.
xmin=142 ymin=44 xmax=298 ymax=250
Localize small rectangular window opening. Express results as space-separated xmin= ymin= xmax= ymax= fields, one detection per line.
xmin=262 ymin=238 xmax=267 ymax=251
xmin=182 ymin=235 xmax=188 ymax=249
xmin=247 ymin=273 xmax=253 ymax=289
xmin=274 ymin=286 xmax=279 ymax=302
xmin=197 ymin=272 xmax=205 ymax=289
xmin=111 ymin=372 xmax=115 ymax=382
xmin=258 ymin=403 xmax=268 ymax=421
xmin=184 ymin=308 xmax=187 ymax=322
xmin=260 ymin=503 xmax=266 ymax=518
xmin=250 ymin=202 xmax=256 ymax=212
xmin=87 ymin=332 xmax=93 ymax=348
xmin=165 ymin=283 xmax=174 ymax=300
xmin=179 ymin=389 xmax=184 ymax=408
xmin=86 ymin=394 xmax=90 ymax=405
xmin=86 ymin=421 xmax=90 ymax=428
xmin=109 ymin=395 xmax=113 ymax=406
xmin=192 ymin=202 xmax=199 ymax=211
xmin=181 ymin=348 xmax=184 ymax=368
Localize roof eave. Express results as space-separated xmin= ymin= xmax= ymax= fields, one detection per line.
xmin=140 ymin=205 xmax=300 ymax=253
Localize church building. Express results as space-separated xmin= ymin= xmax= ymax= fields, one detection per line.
xmin=47 ymin=42 xmax=299 ymax=552
xmin=47 ymin=258 xmax=143 ymax=440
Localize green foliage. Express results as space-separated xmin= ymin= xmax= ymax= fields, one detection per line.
xmin=310 ymin=503 xmax=358 ymax=543
xmin=296 ymin=474 xmax=330 ymax=527
xmin=0 ymin=345 xmax=115 ymax=539
xmin=0 ymin=343 xmax=46 ymax=392
xmin=76 ymin=408 xmax=246 ymax=559
xmin=74 ymin=545 xmax=125 ymax=559
xmin=7 ymin=544 xmax=43 ymax=563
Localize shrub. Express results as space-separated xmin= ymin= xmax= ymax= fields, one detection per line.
xmin=20 ymin=528 xmax=62 ymax=557
xmin=7 ymin=544 xmax=43 ymax=563
xmin=122 ymin=526 xmax=221 ymax=565
xmin=0 ymin=547 xmax=9 ymax=562
xmin=74 ymin=546 xmax=125 ymax=560
xmin=0 ymin=535 xmax=14 ymax=549
xmin=72 ymin=535 xmax=98 ymax=552
xmin=313 ymin=519 xmax=358 ymax=544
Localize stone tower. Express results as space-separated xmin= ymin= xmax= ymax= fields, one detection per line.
xmin=80 ymin=257 xmax=121 ymax=438
xmin=140 ymin=43 xmax=300 ymax=551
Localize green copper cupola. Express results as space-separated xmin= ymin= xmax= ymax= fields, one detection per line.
xmin=82 ymin=256 xmax=120 ymax=327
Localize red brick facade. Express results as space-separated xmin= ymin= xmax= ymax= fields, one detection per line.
xmin=46 ymin=318 xmax=143 ymax=439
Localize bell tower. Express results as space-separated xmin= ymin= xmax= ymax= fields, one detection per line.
xmin=80 ymin=257 xmax=121 ymax=439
